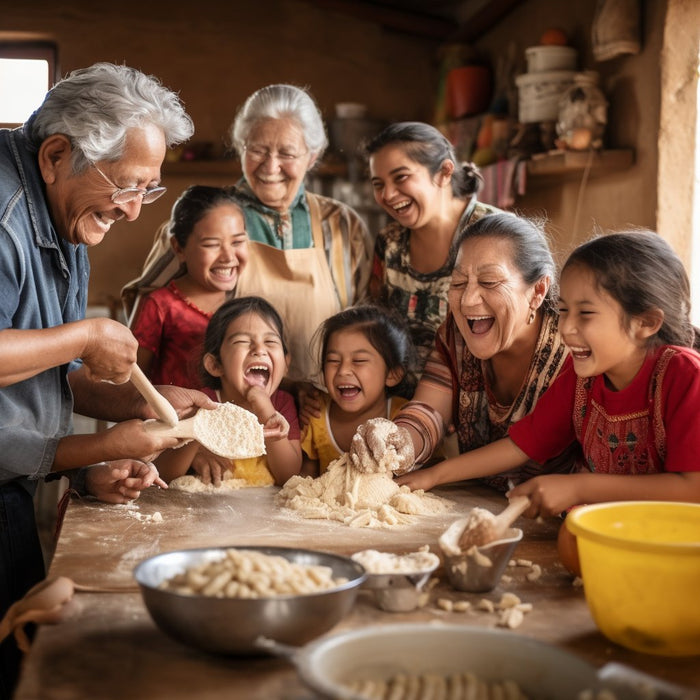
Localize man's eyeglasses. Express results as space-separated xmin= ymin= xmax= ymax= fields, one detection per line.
xmin=92 ymin=164 xmax=167 ymax=204
xmin=244 ymin=145 xmax=307 ymax=163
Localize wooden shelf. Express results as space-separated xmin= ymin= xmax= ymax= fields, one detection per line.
xmin=162 ymin=159 xmax=241 ymax=177
xmin=161 ymin=158 xmax=349 ymax=180
xmin=526 ymin=149 xmax=634 ymax=176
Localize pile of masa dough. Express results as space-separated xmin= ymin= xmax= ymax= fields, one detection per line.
xmin=277 ymin=418 xmax=452 ymax=528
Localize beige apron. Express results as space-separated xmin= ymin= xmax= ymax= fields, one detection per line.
xmin=234 ymin=197 xmax=341 ymax=384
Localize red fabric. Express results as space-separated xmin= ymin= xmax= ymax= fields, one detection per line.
xmin=509 ymin=346 xmax=700 ymax=474
xmin=130 ymin=282 xmax=215 ymax=398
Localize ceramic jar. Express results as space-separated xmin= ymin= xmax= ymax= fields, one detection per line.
xmin=556 ymin=71 xmax=608 ymax=150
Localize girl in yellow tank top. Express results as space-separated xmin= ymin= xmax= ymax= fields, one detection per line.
xmin=301 ymin=305 xmax=418 ymax=476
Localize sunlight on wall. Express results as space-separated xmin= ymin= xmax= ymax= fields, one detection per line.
xmin=0 ymin=58 xmax=48 ymax=124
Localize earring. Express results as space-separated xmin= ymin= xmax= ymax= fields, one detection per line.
xmin=527 ymin=309 xmax=536 ymax=325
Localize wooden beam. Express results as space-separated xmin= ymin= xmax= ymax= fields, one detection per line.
xmin=453 ymin=0 xmax=526 ymax=42
xmin=303 ymin=0 xmax=456 ymax=40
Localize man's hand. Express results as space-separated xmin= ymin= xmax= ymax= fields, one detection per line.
xmin=151 ymin=386 xmax=218 ymax=421
xmin=81 ymin=318 xmax=139 ymax=384
xmin=85 ymin=460 xmax=167 ymax=504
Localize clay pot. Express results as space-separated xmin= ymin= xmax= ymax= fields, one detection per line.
xmin=446 ymin=65 xmax=492 ymax=119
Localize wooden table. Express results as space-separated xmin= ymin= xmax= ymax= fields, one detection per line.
xmin=15 ymin=484 xmax=700 ymax=698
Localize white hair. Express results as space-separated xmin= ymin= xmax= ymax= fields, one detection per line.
xmin=25 ymin=62 xmax=194 ymax=173
xmin=230 ymin=84 xmax=328 ymax=159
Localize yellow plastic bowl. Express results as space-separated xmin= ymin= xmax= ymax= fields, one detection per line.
xmin=566 ymin=501 xmax=700 ymax=656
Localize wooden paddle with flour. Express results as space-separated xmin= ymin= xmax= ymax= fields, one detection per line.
xmin=144 ymin=403 xmax=266 ymax=459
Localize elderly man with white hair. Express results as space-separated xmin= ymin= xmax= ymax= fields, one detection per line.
xmin=0 ymin=62 xmax=215 ymax=696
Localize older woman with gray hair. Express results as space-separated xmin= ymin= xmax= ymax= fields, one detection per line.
xmin=124 ymin=84 xmax=372 ymax=387
xmin=0 ymin=62 xmax=213 ymax=698
xmin=351 ymin=213 xmax=578 ymax=494
xmin=230 ymin=84 xmax=373 ymax=385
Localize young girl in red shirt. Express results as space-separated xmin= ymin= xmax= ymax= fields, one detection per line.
xmin=130 ymin=186 xmax=248 ymax=398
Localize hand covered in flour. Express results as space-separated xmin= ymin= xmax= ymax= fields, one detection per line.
xmin=349 ymin=418 xmax=415 ymax=475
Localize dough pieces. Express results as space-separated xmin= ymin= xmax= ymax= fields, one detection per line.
xmin=277 ymin=452 xmax=452 ymax=528
xmin=169 ymin=471 xmax=251 ymax=493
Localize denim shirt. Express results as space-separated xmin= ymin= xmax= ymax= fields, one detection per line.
xmin=0 ymin=128 xmax=89 ymax=490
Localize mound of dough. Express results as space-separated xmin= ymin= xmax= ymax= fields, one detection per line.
xmin=195 ymin=403 xmax=265 ymax=459
xmin=169 ymin=471 xmax=251 ymax=493
xmin=277 ymin=453 xmax=452 ymax=528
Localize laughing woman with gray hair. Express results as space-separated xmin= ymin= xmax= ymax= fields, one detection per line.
xmin=350 ymin=213 xmax=578 ymax=494
xmin=124 ymin=84 xmax=373 ymax=388
xmin=228 ymin=84 xmax=373 ymax=385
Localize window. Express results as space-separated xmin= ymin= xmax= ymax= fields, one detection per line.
xmin=0 ymin=42 xmax=57 ymax=127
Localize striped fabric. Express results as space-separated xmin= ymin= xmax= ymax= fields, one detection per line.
xmin=401 ymin=308 xmax=574 ymax=490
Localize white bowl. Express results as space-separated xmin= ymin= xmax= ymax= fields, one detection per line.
xmin=516 ymin=70 xmax=576 ymax=123
xmin=525 ymin=45 xmax=577 ymax=73
xmin=276 ymin=624 xmax=687 ymax=699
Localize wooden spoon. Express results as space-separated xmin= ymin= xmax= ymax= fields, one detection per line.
xmin=143 ymin=402 xmax=266 ymax=460
xmin=130 ymin=365 xmax=179 ymax=428
xmin=458 ymin=496 xmax=530 ymax=550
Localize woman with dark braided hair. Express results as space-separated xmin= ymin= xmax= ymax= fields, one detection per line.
xmin=366 ymin=121 xmax=502 ymax=374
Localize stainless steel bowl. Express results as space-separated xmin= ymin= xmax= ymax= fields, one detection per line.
xmin=134 ymin=546 xmax=367 ymax=655
xmin=352 ymin=551 xmax=440 ymax=612
xmin=439 ymin=519 xmax=523 ymax=593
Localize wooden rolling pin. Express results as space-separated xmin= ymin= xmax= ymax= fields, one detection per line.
xmin=130 ymin=365 xmax=179 ymax=427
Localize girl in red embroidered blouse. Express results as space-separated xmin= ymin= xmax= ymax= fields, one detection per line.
xmin=131 ymin=186 xmax=249 ymax=398
xmin=397 ymin=230 xmax=700 ymax=517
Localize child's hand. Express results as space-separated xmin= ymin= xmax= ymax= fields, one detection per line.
xmin=395 ymin=467 xmax=438 ymax=492
xmin=508 ymin=474 xmax=579 ymax=518
xmin=244 ymin=386 xmax=274 ymax=418
xmin=297 ymin=384 xmax=322 ymax=427
xmin=243 ymin=386 xmax=289 ymax=440
xmin=191 ymin=447 xmax=231 ymax=486
xmin=262 ymin=411 xmax=290 ymax=442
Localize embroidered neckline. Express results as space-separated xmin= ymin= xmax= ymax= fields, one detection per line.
xmin=168 ymin=280 xmax=215 ymax=318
